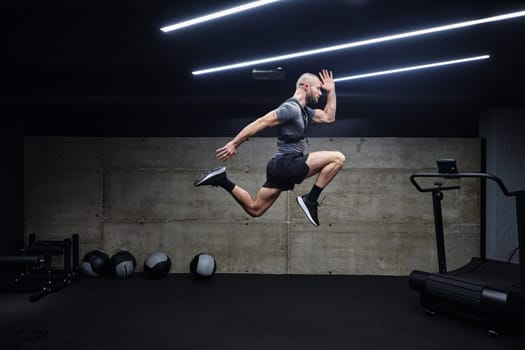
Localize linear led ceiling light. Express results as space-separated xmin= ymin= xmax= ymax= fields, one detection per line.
xmin=333 ymin=55 xmax=490 ymax=82
xmin=161 ymin=0 xmax=282 ymax=33
xmin=192 ymin=9 xmax=525 ymax=75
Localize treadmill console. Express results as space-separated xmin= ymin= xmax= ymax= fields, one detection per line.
xmin=436 ymin=159 xmax=458 ymax=174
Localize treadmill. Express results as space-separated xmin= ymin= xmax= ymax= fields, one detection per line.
xmin=408 ymin=159 xmax=525 ymax=335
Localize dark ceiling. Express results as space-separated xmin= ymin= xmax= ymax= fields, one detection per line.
xmin=3 ymin=0 xmax=525 ymax=124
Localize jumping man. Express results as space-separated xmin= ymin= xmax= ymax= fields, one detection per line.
xmin=193 ymin=69 xmax=345 ymax=227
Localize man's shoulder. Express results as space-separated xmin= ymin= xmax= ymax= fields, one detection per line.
xmin=276 ymin=98 xmax=301 ymax=115
xmin=277 ymin=98 xmax=299 ymax=108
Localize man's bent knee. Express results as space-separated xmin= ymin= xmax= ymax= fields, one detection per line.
xmin=246 ymin=199 xmax=274 ymax=217
xmin=247 ymin=205 xmax=265 ymax=218
xmin=333 ymin=151 xmax=345 ymax=167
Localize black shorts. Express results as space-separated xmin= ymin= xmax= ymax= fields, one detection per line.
xmin=263 ymin=153 xmax=310 ymax=191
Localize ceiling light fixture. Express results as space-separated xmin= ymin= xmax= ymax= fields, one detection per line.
xmin=192 ymin=9 xmax=525 ymax=75
xmin=161 ymin=0 xmax=282 ymax=33
xmin=333 ymin=55 xmax=490 ymax=82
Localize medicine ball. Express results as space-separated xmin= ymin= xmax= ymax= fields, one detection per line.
xmin=81 ymin=249 xmax=110 ymax=277
xmin=144 ymin=252 xmax=171 ymax=279
xmin=190 ymin=253 xmax=217 ymax=279
xmin=109 ymin=251 xmax=136 ymax=278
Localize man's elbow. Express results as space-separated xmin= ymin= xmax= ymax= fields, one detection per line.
xmin=325 ymin=114 xmax=336 ymax=123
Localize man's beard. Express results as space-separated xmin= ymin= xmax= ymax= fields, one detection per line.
xmin=305 ymin=93 xmax=318 ymax=107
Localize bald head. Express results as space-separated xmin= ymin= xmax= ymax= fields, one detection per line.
xmin=296 ymin=73 xmax=320 ymax=89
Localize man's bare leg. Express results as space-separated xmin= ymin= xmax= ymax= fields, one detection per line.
xmin=194 ymin=166 xmax=284 ymax=218
xmin=230 ymin=186 xmax=282 ymax=217
xmin=297 ymin=151 xmax=345 ymax=226
xmin=194 ymin=166 xmax=282 ymax=218
xmin=305 ymin=151 xmax=346 ymax=187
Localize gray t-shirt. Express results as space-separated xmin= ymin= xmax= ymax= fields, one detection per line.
xmin=274 ymin=98 xmax=315 ymax=156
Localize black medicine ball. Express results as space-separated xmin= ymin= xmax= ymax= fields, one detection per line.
xmin=81 ymin=249 xmax=110 ymax=277
xmin=190 ymin=253 xmax=217 ymax=279
xmin=144 ymin=252 xmax=171 ymax=279
xmin=109 ymin=251 xmax=137 ymax=278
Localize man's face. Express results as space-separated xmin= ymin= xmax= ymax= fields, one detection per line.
xmin=305 ymin=79 xmax=323 ymax=106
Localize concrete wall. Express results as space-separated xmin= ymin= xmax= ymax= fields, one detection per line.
xmin=24 ymin=137 xmax=481 ymax=275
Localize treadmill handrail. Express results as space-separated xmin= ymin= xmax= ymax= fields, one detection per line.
xmin=410 ymin=172 xmax=520 ymax=197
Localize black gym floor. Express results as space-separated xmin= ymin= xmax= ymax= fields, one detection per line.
xmin=1 ymin=274 xmax=524 ymax=350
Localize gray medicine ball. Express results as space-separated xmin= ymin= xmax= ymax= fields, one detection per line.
xmin=144 ymin=252 xmax=172 ymax=279
xmin=81 ymin=249 xmax=110 ymax=277
xmin=190 ymin=253 xmax=217 ymax=279
xmin=109 ymin=251 xmax=137 ymax=278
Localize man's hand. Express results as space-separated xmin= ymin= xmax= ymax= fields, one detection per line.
xmin=319 ymin=69 xmax=335 ymax=93
xmin=216 ymin=141 xmax=237 ymax=161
